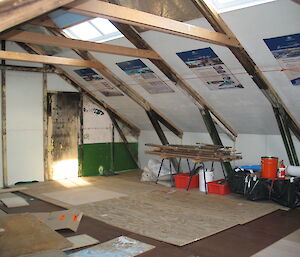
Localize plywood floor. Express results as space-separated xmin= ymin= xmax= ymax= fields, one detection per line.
xmin=0 ymin=192 xmax=299 ymax=257
xmin=17 ymin=170 xmax=282 ymax=246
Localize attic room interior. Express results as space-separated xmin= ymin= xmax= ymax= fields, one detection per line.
xmin=0 ymin=0 xmax=300 ymax=256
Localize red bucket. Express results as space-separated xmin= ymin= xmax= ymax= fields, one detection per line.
xmin=261 ymin=156 xmax=278 ymax=179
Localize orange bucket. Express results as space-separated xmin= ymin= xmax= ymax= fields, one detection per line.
xmin=261 ymin=156 xmax=278 ymax=179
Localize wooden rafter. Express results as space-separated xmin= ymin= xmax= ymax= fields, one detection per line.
xmin=109 ymin=21 xmax=237 ymax=138
xmin=0 ymin=50 xmax=103 ymax=68
xmin=191 ymin=0 xmax=300 ymax=140
xmin=47 ymin=28 xmax=183 ymax=138
xmin=17 ymin=42 xmax=140 ymax=136
xmin=0 ymin=0 xmax=75 ymax=33
xmin=1 ymin=30 xmax=161 ymax=60
xmin=65 ymin=0 xmax=240 ymax=47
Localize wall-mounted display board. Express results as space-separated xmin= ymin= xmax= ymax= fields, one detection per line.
xmin=74 ymin=68 xmax=124 ymax=97
xmin=177 ymin=47 xmax=243 ymax=90
xmin=116 ymin=59 xmax=174 ymax=94
xmin=264 ymin=33 xmax=300 ymax=86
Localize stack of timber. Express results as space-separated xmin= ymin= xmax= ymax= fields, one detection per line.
xmin=145 ymin=143 xmax=242 ymax=162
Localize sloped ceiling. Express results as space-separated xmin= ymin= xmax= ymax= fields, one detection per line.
xmin=56 ymin=0 xmax=300 ymax=135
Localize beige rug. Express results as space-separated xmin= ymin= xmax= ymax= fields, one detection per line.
xmin=77 ymin=190 xmax=280 ymax=246
xmin=43 ymin=186 xmax=126 ymax=205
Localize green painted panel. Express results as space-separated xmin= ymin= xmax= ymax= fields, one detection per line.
xmin=79 ymin=142 xmax=138 ymax=177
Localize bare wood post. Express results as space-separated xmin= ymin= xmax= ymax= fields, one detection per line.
xmin=1 ymin=40 xmax=8 ymax=187
xmin=78 ymin=92 xmax=84 ymax=177
xmin=42 ymin=65 xmax=48 ymax=181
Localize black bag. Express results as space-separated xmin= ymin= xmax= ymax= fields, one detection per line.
xmin=228 ymin=169 xmax=249 ymax=194
xmin=244 ymin=177 xmax=270 ymax=201
xmin=271 ymin=177 xmax=300 ymax=208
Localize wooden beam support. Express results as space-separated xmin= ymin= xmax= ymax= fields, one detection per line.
xmin=16 ymin=42 xmax=141 ymax=137
xmin=146 ymin=109 xmax=179 ymax=172
xmin=0 ymin=0 xmax=75 ymax=33
xmin=47 ymin=28 xmax=183 ymax=138
xmin=0 ymin=50 xmax=103 ymax=69
xmin=1 ymin=30 xmax=161 ymax=60
xmin=273 ymin=107 xmax=299 ymax=166
xmin=108 ymin=110 xmax=139 ymax=167
xmin=0 ymin=64 xmax=58 ymax=73
xmin=1 ymin=40 xmax=8 ymax=187
xmin=65 ymin=0 xmax=240 ymax=48
xmin=191 ymin=0 xmax=300 ymax=140
xmin=200 ymin=107 xmax=233 ymax=176
xmin=42 ymin=65 xmax=48 ymax=181
xmin=110 ymin=21 xmax=237 ymax=139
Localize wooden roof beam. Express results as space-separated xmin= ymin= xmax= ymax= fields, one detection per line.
xmin=16 ymin=42 xmax=141 ymax=136
xmin=1 ymin=30 xmax=162 ymax=60
xmin=0 ymin=0 xmax=75 ymax=33
xmin=191 ymin=0 xmax=300 ymax=140
xmin=0 ymin=50 xmax=104 ymax=69
xmin=109 ymin=21 xmax=237 ymax=139
xmin=65 ymin=0 xmax=240 ymax=48
xmin=47 ymin=28 xmax=183 ymax=138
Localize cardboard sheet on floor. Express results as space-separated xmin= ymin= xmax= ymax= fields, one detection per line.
xmin=70 ymin=236 xmax=155 ymax=257
xmin=251 ymin=229 xmax=300 ymax=257
xmin=43 ymin=186 xmax=127 ymax=205
xmin=0 ymin=214 xmax=72 ymax=257
xmin=0 ymin=193 xmax=29 ymax=207
xmin=0 ymin=187 xmax=27 ymax=194
xmin=77 ymin=190 xmax=279 ymax=246
xmin=32 ymin=209 xmax=83 ymax=232
xmin=64 ymin=234 xmax=99 ymax=251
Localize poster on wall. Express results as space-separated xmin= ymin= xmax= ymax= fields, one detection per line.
xmin=116 ymin=59 xmax=174 ymax=94
xmin=264 ymin=33 xmax=300 ymax=86
xmin=176 ymin=47 xmax=243 ymax=90
xmin=74 ymin=68 xmax=124 ymax=97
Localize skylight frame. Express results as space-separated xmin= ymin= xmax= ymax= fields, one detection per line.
xmin=62 ymin=17 xmax=123 ymax=43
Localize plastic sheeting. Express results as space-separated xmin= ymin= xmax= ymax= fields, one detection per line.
xmin=108 ymin=0 xmax=202 ymax=23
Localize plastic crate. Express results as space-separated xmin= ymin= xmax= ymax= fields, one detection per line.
xmin=174 ymin=173 xmax=199 ymax=189
xmin=207 ymin=179 xmax=231 ymax=195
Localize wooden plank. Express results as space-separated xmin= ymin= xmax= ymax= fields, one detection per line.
xmin=0 ymin=0 xmax=75 ymax=33
xmin=66 ymin=0 xmax=240 ymax=47
xmin=0 ymin=50 xmax=103 ymax=69
xmin=1 ymin=40 xmax=8 ymax=187
xmin=64 ymin=234 xmax=99 ymax=251
xmin=1 ymin=30 xmax=162 ymax=60
xmin=1 ymin=196 xmax=29 ymax=208
xmin=0 ymin=64 xmax=58 ymax=73
xmin=0 ymin=214 xmax=72 ymax=257
xmin=0 ymin=186 xmax=27 ymax=193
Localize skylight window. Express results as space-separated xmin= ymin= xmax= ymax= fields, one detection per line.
xmin=205 ymin=0 xmax=275 ymax=13
xmin=63 ymin=17 xmax=123 ymax=43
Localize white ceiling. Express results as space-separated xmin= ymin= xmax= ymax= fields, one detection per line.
xmin=57 ymin=0 xmax=300 ymax=135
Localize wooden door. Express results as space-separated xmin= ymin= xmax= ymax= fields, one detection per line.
xmin=46 ymin=92 xmax=80 ymax=180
